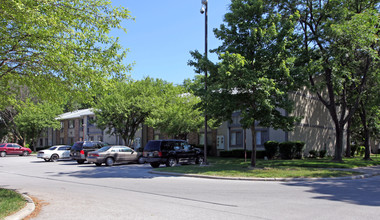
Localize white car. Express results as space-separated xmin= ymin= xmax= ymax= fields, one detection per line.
xmin=37 ymin=145 xmax=72 ymax=162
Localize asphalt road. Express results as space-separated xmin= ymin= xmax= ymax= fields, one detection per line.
xmin=1 ymin=156 xmax=380 ymax=220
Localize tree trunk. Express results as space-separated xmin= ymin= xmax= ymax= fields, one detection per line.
xmin=333 ymin=124 xmax=344 ymax=162
xmin=345 ymin=119 xmax=351 ymax=157
xmin=250 ymin=124 xmax=256 ymax=167
xmin=359 ymin=105 xmax=371 ymax=160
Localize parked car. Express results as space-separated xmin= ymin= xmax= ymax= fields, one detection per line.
xmin=143 ymin=139 xmax=204 ymax=168
xmin=0 ymin=143 xmax=32 ymax=157
xmin=87 ymin=145 xmax=144 ymax=166
xmin=37 ymin=145 xmax=72 ymax=162
xmin=70 ymin=141 xmax=108 ymax=164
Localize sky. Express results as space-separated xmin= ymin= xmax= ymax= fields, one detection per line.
xmin=110 ymin=0 xmax=232 ymax=85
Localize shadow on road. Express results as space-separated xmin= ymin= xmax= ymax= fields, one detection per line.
xmin=283 ymin=177 xmax=380 ymax=206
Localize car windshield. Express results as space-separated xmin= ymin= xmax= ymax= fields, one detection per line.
xmin=98 ymin=146 xmax=111 ymax=152
xmin=144 ymin=141 xmax=161 ymax=151
xmin=48 ymin=147 xmax=57 ymax=150
xmin=0 ymin=144 xmax=5 ymax=148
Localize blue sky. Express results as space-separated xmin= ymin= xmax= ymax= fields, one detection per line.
xmin=110 ymin=0 xmax=231 ymax=85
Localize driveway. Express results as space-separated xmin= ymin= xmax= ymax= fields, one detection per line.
xmin=1 ymin=156 xmax=380 ymax=220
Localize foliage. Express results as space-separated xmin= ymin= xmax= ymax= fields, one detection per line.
xmin=319 ymin=150 xmax=327 ymax=158
xmin=189 ymin=0 xmax=300 ymax=167
xmin=309 ymin=150 xmax=318 ymax=158
xmin=277 ymin=0 xmax=380 ymax=161
xmin=264 ymin=141 xmax=279 ymax=159
xmin=279 ymin=142 xmax=296 ymax=160
xmin=94 ymin=78 xmax=167 ymax=146
xmin=219 ymin=150 xmax=266 ymax=159
xmin=145 ymin=87 xmax=208 ymax=139
xmin=0 ymin=0 xmax=132 ymax=108
xmin=294 ymin=141 xmax=305 ymax=159
xmin=14 ymin=101 xmax=61 ymax=150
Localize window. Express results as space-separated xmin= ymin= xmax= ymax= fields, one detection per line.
xmin=69 ymin=120 xmax=74 ymax=128
xmin=40 ymin=139 xmax=43 ymax=146
xmin=256 ymin=131 xmax=262 ymax=145
xmin=231 ymin=131 xmax=243 ymax=146
xmin=199 ymin=133 xmax=204 ymax=145
xmin=60 ymin=138 xmax=64 ymax=144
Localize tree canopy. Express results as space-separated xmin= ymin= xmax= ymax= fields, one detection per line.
xmin=190 ymin=0 xmax=300 ymax=167
xmin=0 ymin=0 xmax=132 ymax=108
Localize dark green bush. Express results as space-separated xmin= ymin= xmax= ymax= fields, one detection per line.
xmin=264 ymin=141 xmax=279 ymax=159
xmin=219 ymin=150 xmax=266 ymax=159
xmin=350 ymin=145 xmax=359 ymax=157
xmin=319 ymin=150 xmax=327 ymax=158
xmin=294 ymin=141 xmax=305 ymax=159
xmin=309 ymin=150 xmax=318 ymax=158
xmin=358 ymin=146 xmax=365 ymax=157
xmin=279 ymin=142 xmax=295 ymax=160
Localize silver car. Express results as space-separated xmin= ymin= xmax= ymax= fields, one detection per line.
xmin=87 ymin=145 xmax=144 ymax=166
xmin=37 ymin=145 xmax=72 ymax=162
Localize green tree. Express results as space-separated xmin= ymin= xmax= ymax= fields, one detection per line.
xmin=280 ymin=0 xmax=380 ymax=161
xmin=145 ymin=87 xmax=205 ymax=140
xmin=190 ymin=0 xmax=300 ymax=167
xmin=93 ymin=78 xmax=169 ymax=146
xmin=0 ymin=0 xmax=132 ymax=108
xmin=14 ymin=101 xmax=62 ymax=151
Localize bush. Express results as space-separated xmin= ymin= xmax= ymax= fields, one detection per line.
xmin=350 ymin=145 xmax=359 ymax=157
xmin=294 ymin=141 xmax=305 ymax=159
xmin=264 ymin=141 xmax=279 ymax=159
xmin=358 ymin=146 xmax=365 ymax=157
xmin=279 ymin=142 xmax=296 ymax=160
xmin=319 ymin=150 xmax=327 ymax=158
xmin=219 ymin=150 xmax=266 ymax=159
xmin=309 ymin=150 xmax=318 ymax=158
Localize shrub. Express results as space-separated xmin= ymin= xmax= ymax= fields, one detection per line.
xmin=309 ymin=150 xmax=318 ymax=158
xmin=264 ymin=141 xmax=279 ymax=159
xmin=294 ymin=141 xmax=305 ymax=159
xmin=350 ymin=145 xmax=359 ymax=157
xmin=358 ymin=146 xmax=365 ymax=157
xmin=219 ymin=150 xmax=266 ymax=159
xmin=319 ymin=150 xmax=327 ymax=158
xmin=279 ymin=142 xmax=295 ymax=160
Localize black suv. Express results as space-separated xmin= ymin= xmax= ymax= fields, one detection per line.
xmin=143 ymin=139 xmax=204 ymax=168
xmin=70 ymin=141 xmax=107 ymax=164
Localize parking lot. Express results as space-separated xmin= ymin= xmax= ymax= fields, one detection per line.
xmin=1 ymin=155 xmax=380 ymax=220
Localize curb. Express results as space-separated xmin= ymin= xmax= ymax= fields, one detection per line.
xmin=149 ymin=170 xmax=380 ymax=182
xmin=5 ymin=192 xmax=35 ymax=220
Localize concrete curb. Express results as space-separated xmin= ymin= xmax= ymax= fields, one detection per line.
xmin=149 ymin=170 xmax=380 ymax=182
xmin=5 ymin=192 xmax=35 ymax=220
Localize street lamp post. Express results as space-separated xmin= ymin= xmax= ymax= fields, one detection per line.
xmin=200 ymin=0 xmax=208 ymax=165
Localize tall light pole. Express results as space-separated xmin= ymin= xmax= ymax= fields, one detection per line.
xmin=200 ymin=0 xmax=208 ymax=165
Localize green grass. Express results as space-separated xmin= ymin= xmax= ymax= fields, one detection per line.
xmin=0 ymin=188 xmax=26 ymax=219
xmin=154 ymin=157 xmax=380 ymax=178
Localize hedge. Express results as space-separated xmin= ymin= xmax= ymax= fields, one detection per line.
xmin=263 ymin=141 xmax=279 ymax=159
xmin=219 ymin=149 xmax=266 ymax=159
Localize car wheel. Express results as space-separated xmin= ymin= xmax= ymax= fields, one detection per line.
xmin=22 ymin=151 xmax=29 ymax=156
xmin=105 ymin=157 xmax=114 ymax=166
xmin=44 ymin=158 xmax=50 ymax=162
xmin=138 ymin=156 xmax=145 ymax=164
xmin=50 ymin=154 xmax=59 ymax=162
xmin=196 ymin=156 xmax=204 ymax=164
xmin=150 ymin=162 xmax=160 ymax=168
xmin=0 ymin=151 xmax=6 ymax=157
xmin=166 ymin=157 xmax=177 ymax=167
xmin=95 ymin=163 xmax=102 ymax=166
xmin=77 ymin=160 xmax=85 ymax=164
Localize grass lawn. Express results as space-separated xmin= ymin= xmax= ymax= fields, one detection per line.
xmin=154 ymin=156 xmax=380 ymax=178
xmin=0 ymin=188 xmax=26 ymax=219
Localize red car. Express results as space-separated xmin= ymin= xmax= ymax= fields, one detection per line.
xmin=0 ymin=143 xmax=32 ymax=157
